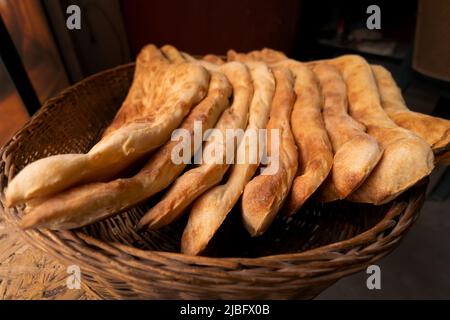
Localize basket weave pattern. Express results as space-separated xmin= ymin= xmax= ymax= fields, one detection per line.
xmin=0 ymin=64 xmax=426 ymax=299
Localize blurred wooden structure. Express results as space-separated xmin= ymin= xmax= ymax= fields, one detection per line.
xmin=413 ymin=0 xmax=450 ymax=82
xmin=0 ymin=0 xmax=69 ymax=103
xmin=0 ymin=58 xmax=29 ymax=147
xmin=43 ymin=0 xmax=130 ymax=82
xmin=123 ymin=0 xmax=302 ymax=56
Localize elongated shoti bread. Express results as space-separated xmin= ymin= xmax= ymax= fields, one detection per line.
xmin=328 ymin=55 xmax=434 ymax=204
xmin=241 ymin=66 xmax=298 ymax=236
xmin=138 ymin=60 xmax=253 ymax=230
xmin=5 ymin=45 xmax=210 ymax=207
xmin=313 ymin=63 xmax=383 ymax=202
xmin=228 ymin=51 xmax=333 ymax=213
xmin=280 ymin=60 xmax=333 ymax=216
xmin=181 ymin=61 xmax=275 ymax=255
xmin=371 ymin=65 xmax=450 ymax=165
xmin=20 ymin=72 xmax=232 ymax=229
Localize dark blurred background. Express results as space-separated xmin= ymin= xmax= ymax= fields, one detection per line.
xmin=0 ymin=0 xmax=449 ymax=299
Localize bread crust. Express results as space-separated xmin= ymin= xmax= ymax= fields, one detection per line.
xmin=228 ymin=52 xmax=333 ymax=214
xmin=181 ymin=61 xmax=275 ymax=255
xmin=329 ymin=55 xmax=434 ymax=204
xmin=138 ymin=61 xmax=253 ymax=230
xmin=280 ymin=61 xmax=333 ymax=215
xmin=203 ymin=54 xmax=225 ymax=65
xmin=241 ymin=66 xmax=298 ymax=236
xmin=312 ymin=63 xmax=383 ymax=202
xmin=227 ymin=48 xmax=287 ymax=64
xmin=161 ymin=44 xmax=186 ymax=63
xmin=372 ymin=65 xmax=450 ymax=165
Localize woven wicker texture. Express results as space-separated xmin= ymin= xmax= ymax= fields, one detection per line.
xmin=0 ymin=64 xmax=426 ymax=299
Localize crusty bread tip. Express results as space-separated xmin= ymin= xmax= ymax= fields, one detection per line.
xmin=241 ymin=66 xmax=298 ymax=237
xmin=279 ymin=60 xmax=333 ymax=215
xmin=312 ymin=63 xmax=383 ymax=202
xmin=328 ymin=55 xmax=434 ymax=204
xmin=181 ymin=61 xmax=275 ymax=255
xmin=371 ymin=64 xmax=450 ymax=165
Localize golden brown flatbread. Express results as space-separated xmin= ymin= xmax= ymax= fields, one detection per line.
xmin=181 ymin=61 xmax=275 ymax=254
xmin=241 ymin=66 xmax=298 ymax=236
xmin=6 ymin=45 xmax=210 ymax=207
xmin=328 ymin=55 xmax=434 ymax=204
xmin=138 ymin=61 xmax=253 ymax=230
xmin=372 ymin=64 xmax=450 ymax=165
xmin=313 ymin=63 xmax=383 ymax=202
xmin=20 ymin=70 xmax=231 ymax=230
xmin=279 ymin=60 xmax=333 ymax=215
xmin=227 ymin=51 xmax=333 ymax=214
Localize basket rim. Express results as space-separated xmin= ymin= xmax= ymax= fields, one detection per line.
xmin=1 ymin=193 xmax=421 ymax=261
xmin=0 ymin=62 xmax=425 ymax=269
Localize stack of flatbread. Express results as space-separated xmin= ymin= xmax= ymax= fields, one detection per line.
xmin=5 ymin=44 xmax=449 ymax=256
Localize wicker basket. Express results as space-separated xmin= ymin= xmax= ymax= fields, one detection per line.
xmin=0 ymin=63 xmax=427 ymax=299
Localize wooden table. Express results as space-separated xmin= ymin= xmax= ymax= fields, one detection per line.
xmin=0 ymin=209 xmax=98 ymax=299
